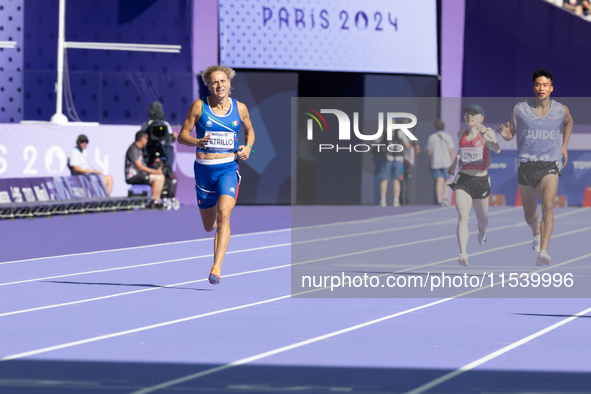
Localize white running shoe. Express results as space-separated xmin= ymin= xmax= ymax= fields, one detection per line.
xmin=393 ymin=199 xmax=400 ymax=207
xmin=458 ymin=253 xmax=468 ymax=266
xmin=532 ymin=235 xmax=541 ymax=253
xmin=477 ymin=232 xmax=487 ymax=245
xmin=536 ymin=250 xmax=551 ymax=266
xmin=380 ymin=198 xmax=387 ymax=207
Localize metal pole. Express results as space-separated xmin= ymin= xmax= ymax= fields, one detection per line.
xmin=51 ymin=0 xmax=68 ymax=124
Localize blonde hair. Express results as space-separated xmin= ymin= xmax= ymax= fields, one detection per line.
xmin=201 ymin=65 xmax=236 ymax=86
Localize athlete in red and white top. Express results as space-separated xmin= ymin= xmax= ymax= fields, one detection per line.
xmin=447 ymin=104 xmax=501 ymax=266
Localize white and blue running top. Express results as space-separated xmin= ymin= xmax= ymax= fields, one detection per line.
xmin=513 ymin=99 xmax=565 ymax=163
xmin=196 ymin=97 xmax=241 ymax=154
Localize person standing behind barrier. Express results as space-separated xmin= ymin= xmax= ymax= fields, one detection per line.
xmin=427 ymin=120 xmax=455 ymax=206
xmin=499 ymin=68 xmax=573 ymax=266
xmin=178 ymin=65 xmax=255 ymax=285
xmin=448 ymin=104 xmax=501 ymax=266
xmin=125 ymin=131 xmax=165 ymax=209
xmin=378 ymin=119 xmax=410 ymax=207
xmin=401 ymin=119 xmax=421 ymax=205
xmin=68 ymin=134 xmax=113 ymax=196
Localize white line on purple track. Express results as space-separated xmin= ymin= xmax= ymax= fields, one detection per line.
xmin=0 ymin=242 xmax=291 ymax=287
xmin=0 ymin=211 xmax=588 ymax=318
xmin=127 ymin=250 xmax=591 ymax=394
xmin=1 ymin=233 xmax=590 ymax=369
xmin=403 ymin=303 xmax=591 ymax=394
xmin=0 ymin=228 xmax=291 ymax=266
xmin=0 ymin=207 xmax=528 ymax=287
xmin=0 ymin=205 xmax=451 ymax=266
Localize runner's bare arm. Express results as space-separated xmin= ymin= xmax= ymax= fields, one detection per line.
xmin=561 ymin=104 xmax=573 ymax=167
xmin=448 ymin=147 xmax=461 ymax=175
xmin=499 ymin=108 xmax=516 ymax=141
xmin=483 ymin=129 xmax=501 ymax=154
xmin=178 ymin=100 xmax=210 ymax=148
xmin=237 ymin=101 xmax=255 ymax=161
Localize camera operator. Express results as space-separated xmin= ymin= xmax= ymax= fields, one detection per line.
xmin=125 ymin=130 xmax=165 ymax=209
xmin=141 ymin=101 xmax=177 ymax=167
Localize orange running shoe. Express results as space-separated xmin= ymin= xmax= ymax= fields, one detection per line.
xmin=209 ymin=266 xmax=221 ymax=285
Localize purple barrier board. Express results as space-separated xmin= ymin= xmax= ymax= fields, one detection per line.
xmin=0 ymin=175 xmax=113 ymax=204
xmin=26 ymin=178 xmax=51 ymax=202
xmin=79 ymin=174 xmax=109 ymax=198
xmin=0 ymin=124 xmax=137 ymax=198
xmin=0 ymin=179 xmax=10 ymax=204
xmin=1 ymin=178 xmax=32 ymax=203
xmin=63 ymin=176 xmax=88 ymax=199
xmin=46 ymin=177 xmax=74 ymax=201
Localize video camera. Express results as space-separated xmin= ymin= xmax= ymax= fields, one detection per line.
xmin=144 ymin=121 xmax=178 ymax=201
xmin=145 ymin=120 xmax=171 ymax=168
xmin=148 ymin=122 xmax=168 ymax=142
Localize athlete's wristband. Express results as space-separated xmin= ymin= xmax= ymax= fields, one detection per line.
xmin=246 ymin=144 xmax=255 ymax=153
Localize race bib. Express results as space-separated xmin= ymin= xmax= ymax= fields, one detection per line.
xmin=460 ymin=146 xmax=483 ymax=164
xmin=205 ymin=131 xmax=234 ymax=151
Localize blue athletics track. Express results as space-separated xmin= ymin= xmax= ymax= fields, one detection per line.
xmin=0 ymin=204 xmax=590 ymax=393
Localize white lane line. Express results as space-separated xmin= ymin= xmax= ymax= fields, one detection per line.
xmin=292 ymin=206 xmax=462 ymax=230
xmin=403 ymin=305 xmax=591 ymax=394
xmin=127 ymin=299 xmax=455 ymax=394
xmin=3 ymin=226 xmax=587 ymax=319
xmin=1 ymin=239 xmax=589 ymax=390
xmin=1 ymin=211 xmax=587 ymax=317
xmin=0 ymin=294 xmax=292 ymax=362
xmin=0 ymin=208 xmax=520 ymax=287
xmin=293 ymin=207 xmax=520 ymax=245
xmin=0 ymin=243 xmax=290 ymax=287
xmin=333 ymin=227 xmax=591 ymax=272
xmin=0 ymin=228 xmax=290 ymax=266
xmin=294 ymin=208 xmax=586 ymax=267
xmin=128 ymin=248 xmax=591 ymax=394
xmin=0 ymin=264 xmax=292 ymax=318
xmin=0 ymin=206 xmax=460 ymax=266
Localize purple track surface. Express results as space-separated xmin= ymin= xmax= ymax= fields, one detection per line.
xmin=0 ymin=205 xmax=590 ymax=393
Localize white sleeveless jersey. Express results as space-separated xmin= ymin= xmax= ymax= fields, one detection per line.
xmin=513 ymin=100 xmax=565 ymax=163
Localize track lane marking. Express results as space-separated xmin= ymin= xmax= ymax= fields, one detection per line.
xmin=0 ymin=207 xmax=528 ymax=286
xmin=128 ymin=249 xmax=591 ymax=394
xmin=1 ymin=206 xmax=451 ymax=265
xmin=403 ymin=303 xmax=591 ymax=394
xmin=0 ymin=211 xmax=587 ymax=317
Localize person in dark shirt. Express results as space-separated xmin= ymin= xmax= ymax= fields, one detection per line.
xmin=125 ymin=130 xmax=165 ymax=208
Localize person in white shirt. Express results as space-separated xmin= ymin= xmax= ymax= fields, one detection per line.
xmin=68 ymin=134 xmax=113 ymax=196
xmin=427 ymin=120 xmax=455 ymax=206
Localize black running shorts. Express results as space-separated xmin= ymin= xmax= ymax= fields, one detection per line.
xmin=517 ymin=161 xmax=561 ymax=189
xmin=449 ymin=173 xmax=491 ymax=200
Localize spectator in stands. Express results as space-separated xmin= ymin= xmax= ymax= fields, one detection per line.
xmin=427 ymin=120 xmax=455 ymax=206
xmin=68 ymin=134 xmax=113 ymax=196
xmin=563 ymin=0 xmax=589 ymax=16
xmin=377 ymin=118 xmax=411 ymax=207
xmin=401 ymin=118 xmax=421 ymax=205
xmin=141 ymin=101 xmax=177 ymax=167
xmin=125 ymin=130 xmax=165 ymax=209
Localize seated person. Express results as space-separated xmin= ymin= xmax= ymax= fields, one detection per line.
xmin=125 ymin=131 xmax=165 ymax=208
xmin=564 ymin=0 xmax=589 ymax=16
xmin=68 ymin=134 xmax=113 ymax=195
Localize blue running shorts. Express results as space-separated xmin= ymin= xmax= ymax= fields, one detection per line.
xmin=194 ymin=160 xmax=240 ymax=209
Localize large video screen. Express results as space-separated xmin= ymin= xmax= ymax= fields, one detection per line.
xmin=219 ymin=0 xmax=438 ymax=75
